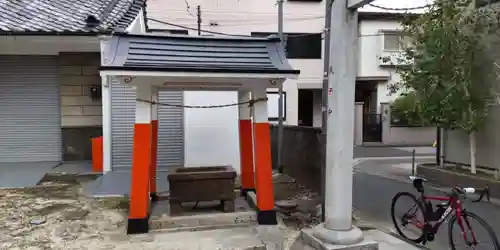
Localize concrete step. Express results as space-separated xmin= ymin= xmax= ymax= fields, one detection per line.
xmin=151 ymin=222 xmax=255 ymax=234
xmin=147 ymin=226 xmax=267 ymax=250
xmin=150 ymin=210 xmax=257 ymax=231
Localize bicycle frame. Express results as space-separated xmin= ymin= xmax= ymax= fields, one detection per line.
xmin=412 ymin=193 xmax=478 ymax=244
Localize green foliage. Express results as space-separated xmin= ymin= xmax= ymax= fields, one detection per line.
xmin=391 ymin=92 xmax=428 ymax=126
xmin=388 ymin=0 xmax=500 ymax=132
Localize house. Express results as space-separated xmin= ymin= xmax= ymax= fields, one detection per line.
xmin=0 ymin=0 xmax=145 ymax=171
xmin=146 ymin=0 xmax=418 ymax=143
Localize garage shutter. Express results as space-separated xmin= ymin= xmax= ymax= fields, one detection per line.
xmin=0 ymin=56 xmax=61 ymax=162
xmin=157 ymin=91 xmax=184 ymax=168
xmin=111 ymin=81 xmax=184 ymax=171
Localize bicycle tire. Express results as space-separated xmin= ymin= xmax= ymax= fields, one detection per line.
xmin=391 ymin=192 xmax=426 ymax=243
xmin=448 ymin=210 xmax=500 ymax=250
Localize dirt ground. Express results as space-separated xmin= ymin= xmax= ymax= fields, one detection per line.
xmin=0 ymin=179 xmax=130 ymax=250
xmin=0 ymin=174 xmax=319 ymax=250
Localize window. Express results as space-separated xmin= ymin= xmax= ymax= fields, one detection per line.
xmin=251 ymin=32 xmax=322 ymax=59
xmin=267 ymin=92 xmax=287 ymax=121
xmin=383 ymin=32 xmax=410 ymax=51
xmin=148 ymin=29 xmax=189 ymax=35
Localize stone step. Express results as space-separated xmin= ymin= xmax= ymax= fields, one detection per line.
xmin=150 ymin=211 xmax=257 ymax=230
xmin=146 ymin=227 xmax=267 ymax=250
xmin=151 ymin=222 xmax=255 ymax=234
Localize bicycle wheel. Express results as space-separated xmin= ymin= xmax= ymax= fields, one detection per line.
xmin=448 ymin=211 xmax=500 ymax=250
xmin=391 ymin=192 xmax=426 ymax=243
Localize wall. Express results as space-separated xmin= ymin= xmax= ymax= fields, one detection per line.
xmin=385 ymin=126 xmax=436 ymax=146
xmin=58 ymin=52 xmax=103 ymax=161
xmin=444 ymin=104 xmax=500 ymax=170
xmin=183 ymin=91 xmax=241 ymax=174
xmin=270 ymin=125 xmax=323 ymax=193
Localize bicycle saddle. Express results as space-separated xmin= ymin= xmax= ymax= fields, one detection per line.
xmin=409 ymin=176 xmax=427 ymax=192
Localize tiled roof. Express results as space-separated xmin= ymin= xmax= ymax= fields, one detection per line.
xmin=0 ymin=0 xmax=146 ymax=34
xmin=101 ymin=33 xmax=301 ymax=75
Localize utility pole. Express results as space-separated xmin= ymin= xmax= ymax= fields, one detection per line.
xmin=320 ymin=0 xmax=333 ymax=223
xmin=277 ymin=0 xmax=285 ymax=173
xmin=197 ymin=5 xmax=201 ymax=36
xmin=309 ymin=0 xmax=376 ymax=247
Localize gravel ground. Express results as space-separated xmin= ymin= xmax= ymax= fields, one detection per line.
xmin=0 ymin=174 xmax=320 ymax=250
xmin=0 ymin=180 xmax=129 ymax=250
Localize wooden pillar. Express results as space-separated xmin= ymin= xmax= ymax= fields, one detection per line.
xmin=238 ymin=91 xmax=255 ymax=196
xmin=251 ymin=88 xmax=277 ymax=225
xmin=150 ymin=88 xmax=159 ymax=202
xmin=127 ymin=85 xmax=152 ymax=234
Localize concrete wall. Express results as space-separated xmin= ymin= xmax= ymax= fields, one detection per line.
xmin=378 ymin=103 xmax=435 ymax=146
xmin=270 ymin=125 xmax=322 ymax=193
xmin=444 ymin=104 xmax=500 ymax=170
xmin=385 ymin=126 xmax=436 ymax=146
xmin=58 ymin=52 xmax=103 ymax=161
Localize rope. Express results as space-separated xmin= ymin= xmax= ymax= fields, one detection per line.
xmin=136 ymin=97 xmax=268 ymax=108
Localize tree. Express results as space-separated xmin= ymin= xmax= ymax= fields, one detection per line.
xmin=388 ymin=0 xmax=500 ymax=174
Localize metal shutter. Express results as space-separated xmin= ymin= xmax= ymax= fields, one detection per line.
xmin=0 ymin=56 xmax=61 ymax=162
xmin=110 ymin=81 xmax=184 ymax=171
xmin=157 ymin=90 xmax=184 ymax=168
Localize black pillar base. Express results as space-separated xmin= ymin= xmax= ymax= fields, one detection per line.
xmin=257 ymin=210 xmax=277 ymax=225
xmin=241 ymin=188 xmax=256 ymax=197
xmin=127 ymin=217 xmax=149 ymax=234
xmin=150 ymin=192 xmax=158 ymax=202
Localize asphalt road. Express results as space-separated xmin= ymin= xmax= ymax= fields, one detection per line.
xmin=353 ymin=168 xmax=500 ymax=250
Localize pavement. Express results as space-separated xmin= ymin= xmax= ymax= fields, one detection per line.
xmin=353 ymin=157 xmax=500 ymax=250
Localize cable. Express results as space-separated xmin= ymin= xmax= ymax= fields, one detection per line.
xmin=148 ymin=18 xmax=322 ymax=38
xmin=368 ymin=3 xmax=432 ymax=11
xmin=184 ymin=0 xmax=195 ymax=17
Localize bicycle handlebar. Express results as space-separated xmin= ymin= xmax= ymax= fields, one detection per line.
xmin=454 ymin=185 xmax=491 ymax=202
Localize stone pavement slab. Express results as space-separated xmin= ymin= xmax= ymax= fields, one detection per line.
xmin=138 ymin=227 xmax=266 ymax=250
xmin=0 ymin=161 xmax=58 ymax=188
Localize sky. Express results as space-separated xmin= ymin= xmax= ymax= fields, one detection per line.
xmin=359 ymin=0 xmax=433 ymax=12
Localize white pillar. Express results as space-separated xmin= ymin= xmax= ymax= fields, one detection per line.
xmin=354 ymin=102 xmax=364 ymax=146
xmin=136 ymin=86 xmax=153 ymax=123
xmin=313 ymin=0 xmax=364 ymax=245
xmin=381 ymin=102 xmax=391 ymax=144
xmin=101 ymin=76 xmax=112 ymax=172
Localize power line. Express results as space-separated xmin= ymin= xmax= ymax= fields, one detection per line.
xmin=148 ymin=18 xmax=322 ymax=37
xmin=183 ymin=0 xmax=195 ymax=17
xmin=368 ymin=3 xmax=432 ymax=11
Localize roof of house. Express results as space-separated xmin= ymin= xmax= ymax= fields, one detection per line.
xmin=101 ymin=33 xmax=300 ymax=75
xmin=0 ymin=0 xmax=146 ymax=35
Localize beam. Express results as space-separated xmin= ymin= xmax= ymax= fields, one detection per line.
xmin=347 ymin=0 xmax=376 ymax=9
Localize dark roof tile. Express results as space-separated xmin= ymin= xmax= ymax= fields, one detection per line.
xmin=101 ymin=33 xmax=301 ymax=75
xmin=0 ymin=0 xmax=145 ymax=34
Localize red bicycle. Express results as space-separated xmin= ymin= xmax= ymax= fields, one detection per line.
xmin=391 ymin=176 xmax=500 ymax=249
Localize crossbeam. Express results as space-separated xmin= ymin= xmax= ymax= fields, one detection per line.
xmin=347 ymin=0 xmax=376 ymax=9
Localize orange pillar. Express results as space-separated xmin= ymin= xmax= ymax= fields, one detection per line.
xmin=252 ymin=88 xmax=277 ymax=225
xmin=127 ymin=85 xmax=152 ymax=234
xmin=238 ymin=91 xmax=255 ymax=196
xmin=91 ymin=136 xmax=103 ymax=173
xmin=150 ymin=89 xmax=159 ymax=202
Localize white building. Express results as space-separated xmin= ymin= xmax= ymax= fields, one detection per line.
xmin=146 ymin=0 xmax=409 ymax=128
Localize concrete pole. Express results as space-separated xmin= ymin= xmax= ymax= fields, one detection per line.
xmin=313 ymin=0 xmax=363 ymax=244
xmin=320 ymin=0 xmax=333 ymax=223
xmin=277 ymin=0 xmax=285 ymax=173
